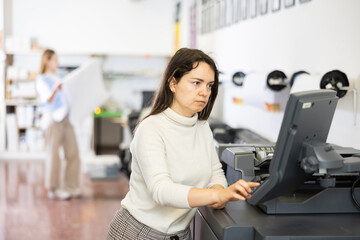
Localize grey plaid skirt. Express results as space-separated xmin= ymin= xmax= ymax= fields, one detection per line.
xmin=107 ymin=208 xmax=192 ymax=240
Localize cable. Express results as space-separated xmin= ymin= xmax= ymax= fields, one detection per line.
xmin=351 ymin=177 xmax=360 ymax=210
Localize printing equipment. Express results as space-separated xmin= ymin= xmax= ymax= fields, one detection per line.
xmin=193 ymin=90 xmax=360 ymax=240
xmin=222 ymin=144 xmax=360 ymax=214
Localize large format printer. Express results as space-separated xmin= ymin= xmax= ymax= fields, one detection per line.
xmin=221 ymin=143 xmax=360 ymax=214
xmin=193 ymin=90 xmax=360 ymax=240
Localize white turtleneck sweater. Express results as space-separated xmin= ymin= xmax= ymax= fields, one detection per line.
xmin=121 ymin=108 xmax=228 ymax=234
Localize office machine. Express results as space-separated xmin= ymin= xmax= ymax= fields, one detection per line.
xmin=209 ymin=119 xmax=270 ymax=145
xmin=221 ymin=90 xmax=360 ymax=214
xmin=193 ymin=90 xmax=360 ymax=240
xmin=220 ymin=143 xmax=274 ymax=184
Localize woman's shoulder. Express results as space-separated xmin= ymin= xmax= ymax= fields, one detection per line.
xmin=36 ymin=74 xmax=47 ymax=84
xmin=196 ymin=119 xmax=213 ymax=137
xmin=196 ymin=119 xmax=210 ymax=130
xmin=197 ymin=119 xmax=209 ymax=125
xmin=138 ymin=113 xmax=164 ymax=129
xmin=133 ymin=114 xmax=165 ymax=140
xmin=36 ymin=73 xmax=55 ymax=81
xmin=58 ymin=70 xmax=67 ymax=78
xmin=36 ymin=73 xmax=45 ymax=80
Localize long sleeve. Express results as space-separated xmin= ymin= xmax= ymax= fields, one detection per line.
xmin=132 ymin=122 xmax=192 ymax=209
xmin=36 ymin=75 xmax=52 ymax=104
xmin=36 ymin=73 xmax=70 ymax=122
xmin=121 ymin=108 xmax=226 ymax=233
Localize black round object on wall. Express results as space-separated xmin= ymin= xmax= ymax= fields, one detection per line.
xmin=290 ymin=71 xmax=309 ymax=87
xmin=266 ymin=70 xmax=287 ymax=91
xmin=232 ymin=71 xmax=246 ymax=86
xmin=320 ymin=70 xmax=349 ymax=98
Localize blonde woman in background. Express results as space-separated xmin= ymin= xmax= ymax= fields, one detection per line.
xmin=36 ymin=49 xmax=81 ymax=200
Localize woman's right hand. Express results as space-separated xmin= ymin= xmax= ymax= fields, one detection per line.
xmin=210 ymin=179 xmax=260 ymax=209
xmin=47 ymin=82 xmax=63 ymax=103
xmin=54 ymin=82 xmax=62 ymax=91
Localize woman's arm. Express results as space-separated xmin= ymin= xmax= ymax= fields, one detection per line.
xmin=47 ymin=82 xmax=62 ymax=103
xmin=188 ymin=179 xmax=260 ymax=209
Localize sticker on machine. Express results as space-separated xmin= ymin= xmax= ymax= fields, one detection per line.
xmin=302 ymin=102 xmax=312 ymax=109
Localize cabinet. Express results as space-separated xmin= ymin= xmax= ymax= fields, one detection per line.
xmin=4 ymin=53 xmax=44 ymax=152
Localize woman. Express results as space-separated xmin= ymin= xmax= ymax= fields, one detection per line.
xmin=107 ymin=48 xmax=259 ymax=239
xmin=36 ymin=49 xmax=81 ymax=200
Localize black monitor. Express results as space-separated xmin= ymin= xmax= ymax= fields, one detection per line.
xmin=247 ymin=90 xmax=338 ymax=206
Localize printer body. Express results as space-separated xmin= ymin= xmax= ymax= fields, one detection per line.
xmin=219 ymin=143 xmax=360 ymax=214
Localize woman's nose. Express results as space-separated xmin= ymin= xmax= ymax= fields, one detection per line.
xmin=199 ymin=85 xmax=211 ymax=96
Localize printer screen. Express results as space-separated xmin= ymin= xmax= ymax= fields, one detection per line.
xmin=247 ymin=90 xmax=338 ymax=205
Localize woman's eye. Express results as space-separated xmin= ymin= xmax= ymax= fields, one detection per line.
xmin=193 ymin=81 xmax=200 ymax=85
xmin=207 ymin=84 xmax=213 ymax=88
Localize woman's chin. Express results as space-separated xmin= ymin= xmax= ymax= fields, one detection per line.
xmin=194 ymin=107 xmax=205 ymax=113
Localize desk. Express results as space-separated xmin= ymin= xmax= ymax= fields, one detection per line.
xmin=194 ymin=200 xmax=360 ymax=240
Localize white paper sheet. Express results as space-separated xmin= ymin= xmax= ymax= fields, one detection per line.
xmin=63 ymin=59 xmax=110 ymax=125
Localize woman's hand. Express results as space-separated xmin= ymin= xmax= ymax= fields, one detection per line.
xmin=188 ymin=180 xmax=260 ymax=209
xmin=47 ymin=82 xmax=62 ymax=103
xmin=54 ymin=82 xmax=62 ymax=91
xmin=209 ymin=179 xmax=260 ymax=209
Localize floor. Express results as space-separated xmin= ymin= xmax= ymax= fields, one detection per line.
xmin=0 ymin=160 xmax=130 ymax=240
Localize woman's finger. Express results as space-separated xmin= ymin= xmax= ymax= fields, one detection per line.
xmin=234 ymin=184 xmax=250 ymax=197
xmin=237 ymin=180 xmax=253 ymax=193
xmin=232 ymin=192 xmax=246 ymax=201
xmin=238 ymin=180 xmax=260 ymax=193
xmin=247 ymin=182 xmax=260 ymax=187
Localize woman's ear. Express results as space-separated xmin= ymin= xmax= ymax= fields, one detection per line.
xmin=169 ymin=77 xmax=176 ymax=93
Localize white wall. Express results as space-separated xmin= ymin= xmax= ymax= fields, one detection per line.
xmin=0 ymin=0 xmax=5 ymax=152
xmin=2 ymin=0 xmax=176 ymax=153
xmin=4 ymin=0 xmax=360 ymax=151
xmin=195 ymin=0 xmax=360 ymax=149
xmin=178 ymin=0 xmax=193 ymax=48
xmin=9 ymin=0 xmax=175 ymax=55
xmin=0 ymin=0 xmax=2 ymax=29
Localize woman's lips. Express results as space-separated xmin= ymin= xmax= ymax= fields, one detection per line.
xmin=196 ymin=101 xmax=206 ymax=104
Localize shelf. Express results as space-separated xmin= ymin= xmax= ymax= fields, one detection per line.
xmin=5 ymin=50 xmax=170 ymax=58
xmin=7 ymin=78 xmax=36 ymax=82
xmin=5 ymin=99 xmax=39 ymax=106
xmin=0 ymin=151 xmax=97 ymax=161
xmin=18 ymin=126 xmax=41 ymax=130
xmin=5 ymin=50 xmax=43 ymax=55
xmin=0 ymin=151 xmax=46 ymax=161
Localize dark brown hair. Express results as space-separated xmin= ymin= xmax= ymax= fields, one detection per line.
xmin=39 ymin=49 xmax=56 ymax=74
xmin=145 ymin=48 xmax=219 ymax=122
